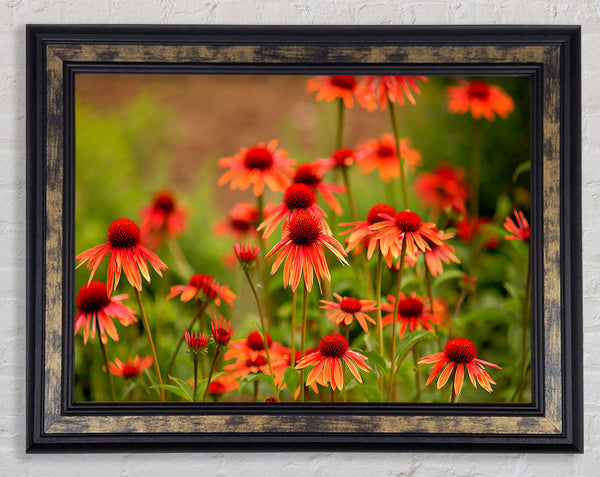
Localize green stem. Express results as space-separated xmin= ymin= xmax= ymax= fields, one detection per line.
xmin=388 ymin=97 xmax=409 ymax=209
xmin=300 ymin=283 xmax=309 ymax=402
xmin=470 ymin=120 xmax=482 ymax=218
xmin=336 ymin=97 xmax=345 ymax=150
xmin=341 ymin=166 xmax=358 ymax=222
xmin=192 ymin=354 xmax=199 ymax=402
xmin=203 ymin=348 xmax=220 ymax=402
xmin=331 ymin=387 xmax=335 ymax=403
xmin=412 ymin=346 xmax=422 ymax=401
xmin=134 ymin=288 xmax=165 ymax=401
xmin=253 ymin=381 xmax=259 ymax=402
xmin=424 ymin=267 xmax=441 ymax=349
xmin=291 ymin=290 xmax=297 ymax=368
xmin=450 ymin=290 xmax=467 ymax=339
xmin=450 ymin=387 xmax=457 ymax=403
xmin=387 ymin=241 xmax=407 ymax=402
xmin=512 ymin=253 xmax=531 ymax=402
xmin=257 ymin=194 xmax=274 ymax=327
xmin=166 ymin=237 xmax=193 ymax=278
xmin=167 ymin=303 xmax=207 ymax=377
xmin=98 ymin=333 xmax=116 ymax=401
xmin=375 ymin=252 xmax=385 ymax=358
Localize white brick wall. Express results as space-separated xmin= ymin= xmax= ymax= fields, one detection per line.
xmin=1 ymin=1 xmax=596 ymax=475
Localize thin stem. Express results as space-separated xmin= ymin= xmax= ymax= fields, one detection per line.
xmin=253 ymin=381 xmax=259 ymax=402
xmin=300 ymin=283 xmax=309 ymax=402
xmin=375 ymin=252 xmax=385 ymax=357
xmin=243 ymin=268 xmax=278 ymax=399
xmin=167 ymin=303 xmax=207 ymax=377
xmin=470 ymin=120 xmax=482 ymax=218
xmin=134 ymin=288 xmax=165 ymax=401
xmin=98 ymin=334 xmax=116 ymax=401
xmin=450 ymin=290 xmax=467 ymax=339
xmin=166 ymin=237 xmax=193 ymax=278
xmin=192 ymin=354 xmax=199 ymax=402
xmin=336 ymin=97 xmax=345 ymax=150
xmin=512 ymin=253 xmax=531 ymax=402
xmin=450 ymin=387 xmax=457 ymax=403
xmin=387 ymin=241 xmax=407 ymax=402
xmin=331 ymin=387 xmax=335 ymax=403
xmin=291 ymin=290 xmax=297 ymax=368
xmin=257 ymin=193 xmax=273 ymax=327
xmin=412 ymin=347 xmax=422 ymax=401
xmin=341 ymin=167 xmax=358 ymax=222
xmin=425 ymin=267 xmax=442 ymax=349
xmin=203 ymin=348 xmax=220 ymax=402
xmin=388 ymin=97 xmax=409 ymax=209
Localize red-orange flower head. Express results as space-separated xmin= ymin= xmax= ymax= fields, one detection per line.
xmin=211 ymin=316 xmax=233 ymax=346
xmin=214 ymin=203 xmax=261 ymax=239
xmin=266 ymin=212 xmax=348 ymax=293
xmin=265 ymin=396 xmax=279 ymax=403
xmin=316 ymin=148 xmax=356 ymax=173
xmin=414 ymin=163 xmax=469 ymax=217
xmin=357 ymin=76 xmax=428 ymax=110
xmin=418 ymin=337 xmax=502 ymax=396
xmin=447 ymin=79 xmax=514 ymax=121
xmin=108 ymin=355 xmax=153 ymax=378
xmin=382 ymin=292 xmax=441 ymax=339
xmin=306 ymin=75 xmax=377 ymax=110
xmin=295 ymin=334 xmax=371 ymax=391
xmin=218 ymin=140 xmax=295 ymax=196
xmin=140 ymin=190 xmax=187 ymax=249
xmin=356 ymin=134 xmax=421 ymax=183
xmin=339 ymin=203 xmax=396 ymax=261
xmin=247 ymin=330 xmax=272 ymax=351
xmin=75 ymin=281 xmax=137 ymax=344
xmin=405 ymin=228 xmax=460 ymax=278
xmin=167 ymin=274 xmax=236 ymax=307
xmin=293 ymin=163 xmax=345 ymax=215
xmin=320 ymin=293 xmax=378 ymax=332
xmin=504 ymin=210 xmax=530 ymax=242
xmin=185 ymin=331 xmax=210 ymax=355
xmin=76 ymin=217 xmax=167 ymax=293
xmin=233 ymin=242 xmax=260 ymax=269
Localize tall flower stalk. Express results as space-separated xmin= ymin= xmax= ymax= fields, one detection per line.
xmin=388 ymin=97 xmax=409 ymax=209
xmin=387 ymin=241 xmax=407 ymax=402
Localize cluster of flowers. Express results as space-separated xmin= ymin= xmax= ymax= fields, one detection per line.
xmin=75 ymin=74 xmax=530 ymax=403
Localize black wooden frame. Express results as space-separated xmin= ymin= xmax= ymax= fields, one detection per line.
xmin=26 ymin=25 xmax=582 ymax=453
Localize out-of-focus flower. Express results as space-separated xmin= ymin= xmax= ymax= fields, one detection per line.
xmin=233 ymin=242 xmax=260 ymax=268
xmin=356 ymin=134 xmax=421 ymax=183
xmin=207 ymin=375 xmax=239 ymax=396
xmin=107 ymin=355 xmax=152 ymax=378
xmin=167 ymin=274 xmax=236 ymax=307
xmin=185 ymin=331 xmax=210 ymax=355
xmin=224 ymin=331 xmax=289 ymax=368
xmin=140 ymin=190 xmax=187 ymax=249
xmin=315 ymin=148 xmax=356 ymax=173
xmin=306 ymin=75 xmax=377 ymax=110
xmin=211 ymin=316 xmax=234 ymax=346
xmin=447 ymin=79 xmax=514 ymax=121
xmin=357 ymin=76 xmax=428 ymax=110
xmin=504 ymin=210 xmax=530 ymax=242
xmin=404 ymin=228 xmax=460 ymax=277
xmin=214 ymin=203 xmax=261 ymax=239
xmin=455 ymin=216 xmax=501 ymax=249
xmin=320 ymin=293 xmax=377 ymax=332
xmin=293 ymin=163 xmax=345 ymax=215
xmin=381 ymin=292 xmax=441 ymax=339
xmin=414 ymin=163 xmax=469 ymax=217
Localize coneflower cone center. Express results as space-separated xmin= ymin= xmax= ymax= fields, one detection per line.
xmin=265 ymin=396 xmax=278 ymax=402
xmin=318 ymin=334 xmax=349 ymax=358
xmin=467 ymin=81 xmax=491 ymax=100
xmin=288 ymin=213 xmax=321 ymax=246
xmin=244 ymin=146 xmax=274 ymax=170
xmin=247 ymin=331 xmax=272 ymax=351
xmin=377 ymin=145 xmax=395 ymax=158
xmin=367 ymin=204 xmax=396 ymax=225
xmin=187 ymin=332 xmax=209 ymax=350
xmin=76 ymin=281 xmax=111 ymax=313
xmin=395 ymin=211 xmax=422 ymax=232
xmin=107 ymin=218 xmax=141 ymax=248
xmin=284 ymin=183 xmax=315 ymax=210
xmin=246 ymin=356 xmax=268 ymax=367
xmin=444 ymin=338 xmax=477 ymax=363
xmin=213 ymin=328 xmax=231 ymax=345
xmin=340 ymin=297 xmax=362 ymax=314
xmin=154 ymin=194 xmax=174 ymax=212
xmin=188 ymin=274 xmax=217 ymax=299
xmin=332 ymin=148 xmax=354 ymax=166
xmin=231 ymin=218 xmax=252 ymax=232
xmin=397 ymin=297 xmax=424 ymax=318
xmin=293 ymin=165 xmax=320 ymax=187
xmin=330 ymin=75 xmax=357 ymax=90
xmin=121 ymin=365 xmax=143 ymax=378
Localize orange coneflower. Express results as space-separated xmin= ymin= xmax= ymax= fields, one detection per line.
xmin=447 ymin=79 xmax=514 ymax=121
xmin=107 ymin=355 xmax=153 ymax=378
xmin=404 ymin=228 xmax=460 ymax=277
xmin=185 ymin=331 xmax=210 ymax=354
xmin=504 ymin=210 xmax=530 ymax=242
xmin=140 ymin=190 xmax=187 ymax=249
xmin=207 ymin=375 xmax=239 ymax=396
xmin=76 ymin=218 xmax=167 ymax=293
xmin=315 ymin=148 xmax=356 ymax=173
xmin=233 ymin=242 xmax=260 ymax=268
xmin=167 ymin=274 xmax=236 ymax=307
xmin=295 ymin=334 xmax=371 ymax=391
xmin=211 ymin=316 xmax=234 ymax=346
xmin=265 ymin=212 xmax=348 ymax=292
xmin=381 ymin=292 xmax=441 ymax=339
xmin=293 ymin=163 xmax=345 ymax=215
xmin=340 ymin=203 xmax=396 ymax=261
xmin=75 ymin=281 xmax=137 ymax=344
xmin=306 ymin=75 xmax=377 ymax=110
xmin=214 ymin=203 xmax=261 ymax=239
xmin=258 ymin=183 xmax=329 ymax=238
xmin=224 ymin=331 xmax=289 ymax=366
xmin=418 ymin=337 xmax=502 ymax=395
xmin=218 ymin=140 xmax=295 ymax=196
xmin=320 ymin=293 xmax=377 ymax=332
xmin=455 ymin=216 xmax=501 ymax=249
xmin=357 ymin=76 xmax=428 ymax=110
xmin=414 ymin=163 xmax=469 ymax=217
xmin=355 ymin=134 xmax=421 ymax=183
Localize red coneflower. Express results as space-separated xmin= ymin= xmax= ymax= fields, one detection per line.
xmin=265 ymin=212 xmax=348 ymax=292
xmin=167 ymin=274 xmax=236 ymax=307
xmin=320 ymin=293 xmax=378 ymax=332
xmin=258 ymin=183 xmax=329 ymax=238
xmin=295 ymin=334 xmax=371 ymax=391
xmin=218 ymin=140 xmax=295 ymax=196
xmin=356 ymin=134 xmax=421 ymax=183
xmin=140 ymin=190 xmax=187 ymax=249
xmin=224 ymin=331 xmax=289 ymax=365
xmin=233 ymin=242 xmax=260 ymax=268
xmin=504 ymin=210 xmax=530 ymax=242
xmin=447 ymin=80 xmax=514 ymax=121
xmin=185 ymin=331 xmax=210 ymax=354
xmin=306 ymin=75 xmax=377 ymax=110
xmin=213 ymin=203 xmax=261 ymax=239
xmin=340 ymin=203 xmax=396 ymax=260
xmin=414 ymin=163 xmax=469 ymax=217
xmin=265 ymin=396 xmax=279 ymax=403
xmin=455 ymin=216 xmax=500 ymax=249
xmin=315 ymin=148 xmax=356 ymax=173
xmin=75 ymin=281 xmax=137 ymax=344
xmin=357 ymin=76 xmax=428 ymax=110
xmin=293 ymin=163 xmax=345 ymax=215
xmin=207 ymin=375 xmax=239 ymax=396
xmin=381 ymin=292 xmax=441 ymax=338
xmin=108 ymin=355 xmax=153 ymax=378
xmin=418 ymin=337 xmax=502 ymax=395
xmin=404 ymin=229 xmax=461 ymax=277
xmin=76 ymin=218 xmax=168 ymax=293
xmin=211 ymin=316 xmax=234 ymax=346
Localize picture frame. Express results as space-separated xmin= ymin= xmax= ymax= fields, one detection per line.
xmin=26 ymin=25 xmax=582 ymax=453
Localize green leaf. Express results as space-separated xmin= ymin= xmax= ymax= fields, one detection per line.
xmin=238 ymin=373 xmax=275 ymax=395
xmin=362 ymin=350 xmax=388 ymax=376
xmin=283 ymin=367 xmax=300 ymax=393
xmin=394 ymin=330 xmax=437 ymax=367
xmin=512 ymin=160 xmax=530 ymax=183
xmin=432 ymin=269 xmax=464 ymax=290
xmin=150 ymin=384 xmax=192 ymax=401
xmin=458 ymin=308 xmax=514 ymax=326
xmin=168 ymin=375 xmax=197 ymax=401
xmin=354 ymin=384 xmax=383 ymax=402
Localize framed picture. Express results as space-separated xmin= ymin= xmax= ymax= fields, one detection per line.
xmin=26 ymin=25 xmax=582 ymax=452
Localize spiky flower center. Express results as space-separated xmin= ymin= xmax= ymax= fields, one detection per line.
xmin=213 ymin=327 xmax=232 ymax=345
xmin=397 ymin=297 xmax=424 ymax=318
xmin=318 ymin=334 xmax=349 ymax=358
xmin=76 ymin=281 xmax=111 ymax=314
xmin=244 ymin=146 xmax=274 ymax=170
xmin=120 ymin=364 xmax=144 ymax=378
xmin=340 ymin=297 xmax=362 ymax=314
xmin=154 ymin=193 xmax=174 ymax=213
xmin=287 ymin=213 xmax=321 ymax=246
xmin=395 ymin=211 xmax=422 ymax=233
xmin=444 ymin=337 xmax=477 ymax=363
xmin=367 ymin=204 xmax=396 ymax=225
xmin=284 ymin=183 xmax=315 ymax=210
xmin=293 ymin=164 xmax=321 ymax=187
xmin=234 ymin=244 xmax=259 ymax=264
xmin=245 ymin=356 xmax=268 ymax=367
xmin=107 ymin=218 xmax=141 ymax=249
xmin=188 ymin=274 xmax=217 ymax=299
xmin=330 ymin=75 xmax=357 ymax=90
xmin=377 ymin=145 xmax=395 ymax=158
xmin=186 ymin=331 xmax=210 ymax=351
xmin=247 ymin=331 xmax=272 ymax=351
xmin=467 ymin=81 xmax=491 ymax=100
